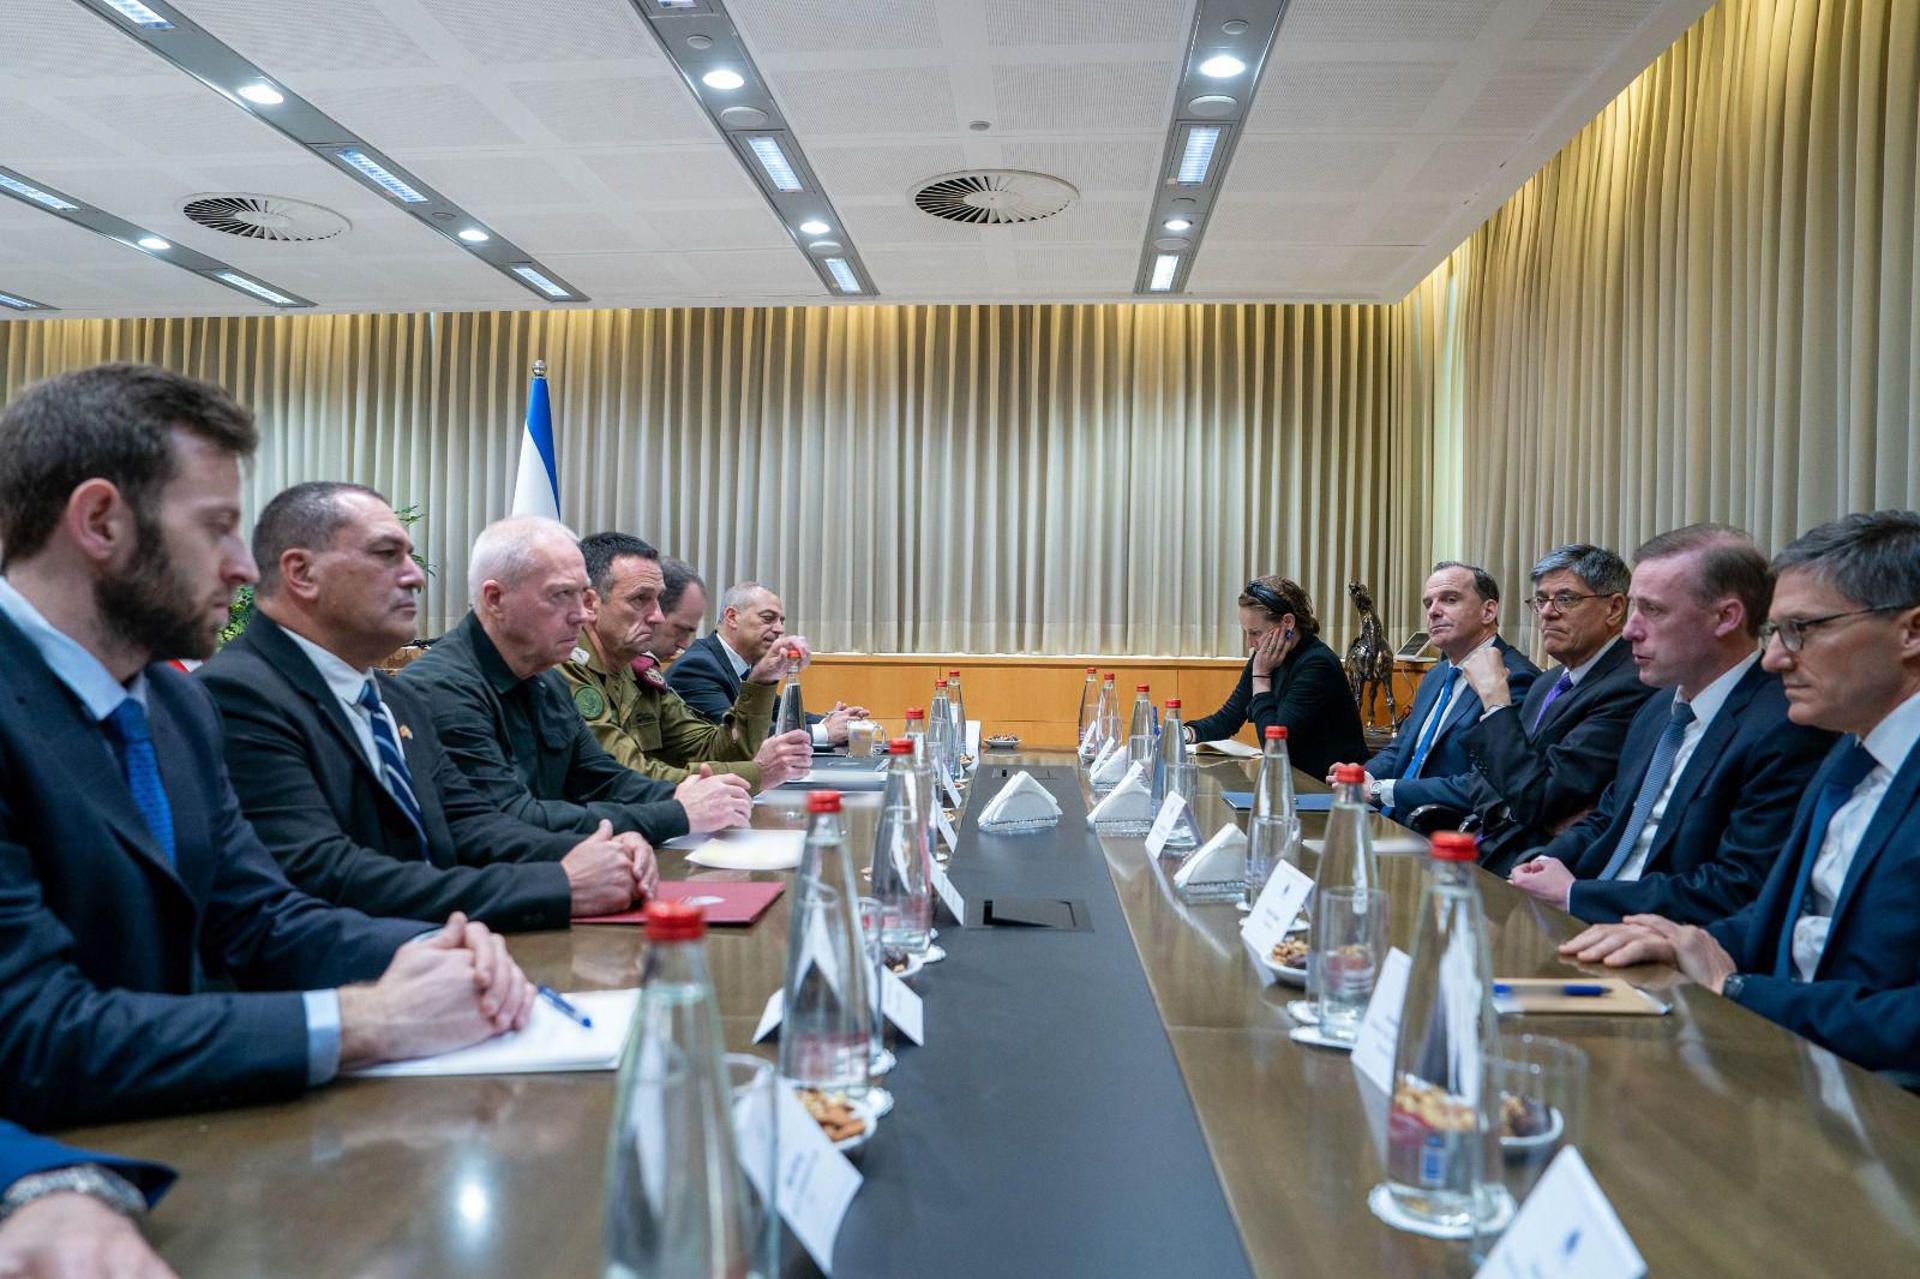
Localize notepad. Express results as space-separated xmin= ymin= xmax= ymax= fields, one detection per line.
xmin=667 ymin=828 xmax=805 ymax=871
xmin=349 ymin=988 xmax=638 ymax=1077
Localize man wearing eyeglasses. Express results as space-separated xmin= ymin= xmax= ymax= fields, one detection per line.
xmin=1510 ymin=525 xmax=1834 ymax=922
xmin=1329 ymin=561 xmax=1538 ymax=819
xmin=1453 ymin=543 xmax=1654 ymax=871
xmin=1562 ymin=511 xmax=1920 ymax=1073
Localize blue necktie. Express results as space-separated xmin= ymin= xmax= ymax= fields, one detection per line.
xmin=1403 ymin=664 xmax=1462 ymax=779
xmin=1772 ymin=741 xmax=1878 ymax=979
xmin=358 ymin=679 xmax=429 ymax=858
xmin=1530 ymin=670 xmax=1575 ymax=733
xmin=1596 ymin=700 xmax=1696 ymax=879
xmin=104 ymin=698 xmax=176 ymax=866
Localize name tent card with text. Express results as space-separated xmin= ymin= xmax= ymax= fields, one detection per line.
xmin=931 ymin=860 xmax=966 ymax=924
xmin=1348 ymin=947 xmax=1413 ymax=1094
xmin=1475 ymin=1146 xmax=1646 ymax=1279
xmin=1144 ymin=793 xmax=1188 ymax=857
xmin=734 ymin=1083 xmax=863 ymax=1275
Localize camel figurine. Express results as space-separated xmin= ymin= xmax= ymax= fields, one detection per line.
xmin=1344 ymin=580 xmax=1399 ymax=729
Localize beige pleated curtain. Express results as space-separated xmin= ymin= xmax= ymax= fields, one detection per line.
xmin=1 ymin=0 xmax=1914 ymax=661
xmin=0 ymin=304 xmax=1432 ymax=654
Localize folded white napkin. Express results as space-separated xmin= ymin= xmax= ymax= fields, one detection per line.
xmin=1086 ymin=763 xmax=1151 ymax=828
xmin=979 ymin=770 xmax=1062 ymax=824
xmin=1172 ymin=824 xmax=1248 ymax=887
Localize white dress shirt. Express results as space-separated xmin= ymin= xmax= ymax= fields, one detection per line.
xmin=282 ymin=627 xmax=398 ymax=775
xmin=1790 ymin=688 xmax=1920 ymax=981
xmin=1614 ymin=653 xmax=1758 ymax=881
xmin=719 ymin=632 xmax=829 ymax=747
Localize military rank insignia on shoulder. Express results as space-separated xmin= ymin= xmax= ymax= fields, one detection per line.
xmin=573 ymin=684 xmax=606 ymax=718
xmin=639 ymin=664 xmax=669 ymax=693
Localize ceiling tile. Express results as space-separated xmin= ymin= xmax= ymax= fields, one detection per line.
xmin=727 ymin=0 xmax=946 ymax=54
xmin=989 ymin=61 xmax=1178 ymax=132
xmin=507 ymin=74 xmax=716 ymax=146
xmin=765 ymin=66 xmax=964 ymax=138
xmin=413 ymin=0 xmax=660 ymax=65
xmin=1276 ymin=0 xmax=1502 ymax=44
xmin=1247 ymin=62 xmax=1454 ymax=131
xmin=808 ymin=142 xmax=973 ymax=201
xmin=983 ymin=0 xmax=1190 ymax=47
xmin=184 ymin=0 xmax=439 ymax=73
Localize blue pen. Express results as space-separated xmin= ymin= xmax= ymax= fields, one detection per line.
xmin=1494 ymin=982 xmax=1608 ymax=997
xmin=538 ymin=985 xmax=593 ymax=1028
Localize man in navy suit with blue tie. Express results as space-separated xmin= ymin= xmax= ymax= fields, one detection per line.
xmin=1564 ymin=511 xmax=1920 ymax=1073
xmin=1334 ymin=561 xmax=1539 ymax=818
xmin=1512 ymin=525 xmax=1833 ymax=922
xmin=0 ymin=363 xmax=534 ymax=1129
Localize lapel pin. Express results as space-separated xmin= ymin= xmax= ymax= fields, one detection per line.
xmin=398 ymin=724 xmax=413 ymax=740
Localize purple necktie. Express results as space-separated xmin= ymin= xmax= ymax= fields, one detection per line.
xmin=1529 ymin=671 xmax=1574 ymax=734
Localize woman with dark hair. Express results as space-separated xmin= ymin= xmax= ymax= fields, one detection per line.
xmin=1181 ymin=575 xmax=1368 ymax=780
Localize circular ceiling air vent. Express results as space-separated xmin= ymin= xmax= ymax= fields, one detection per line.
xmin=180 ymin=193 xmax=350 ymax=242
xmin=910 ymin=169 xmax=1078 ymax=225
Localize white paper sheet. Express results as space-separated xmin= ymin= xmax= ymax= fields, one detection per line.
xmin=350 ymin=988 xmax=638 ymax=1077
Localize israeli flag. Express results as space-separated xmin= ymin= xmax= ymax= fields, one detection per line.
xmin=510 ymin=360 xmax=560 ymax=520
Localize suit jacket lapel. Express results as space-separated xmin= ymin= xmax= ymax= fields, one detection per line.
xmin=1823 ymin=745 xmax=1920 ymax=948
xmin=0 ymin=617 xmax=190 ymax=897
xmin=249 ymin=618 xmax=395 ymax=801
xmin=1645 ymin=673 xmax=1759 ymax=868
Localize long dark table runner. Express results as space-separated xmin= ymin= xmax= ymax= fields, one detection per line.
xmin=830 ymin=760 xmax=1253 ymax=1277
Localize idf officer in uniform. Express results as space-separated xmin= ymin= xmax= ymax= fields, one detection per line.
xmin=561 ymin=533 xmax=813 ymax=791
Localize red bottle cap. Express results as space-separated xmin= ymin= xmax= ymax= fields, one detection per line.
xmin=888 ymin=737 xmax=913 ymax=754
xmin=949 ymin=669 xmax=961 ymax=677
xmin=643 ymin=900 xmax=705 ymax=941
xmin=807 ymin=790 xmax=843 ymax=813
xmin=1086 ymin=666 xmax=1097 ymax=674
xmin=1135 ymin=683 xmax=1150 ymax=692
xmin=1265 ymin=726 xmax=1287 ymax=739
xmin=1430 ymin=832 xmax=1478 ymax=861
xmin=1165 ymin=698 xmax=1181 ymax=709
xmin=1333 ymin=764 xmax=1367 ymax=784
xmin=1103 ymin=673 xmax=1117 ymax=681
xmin=935 ymin=679 xmax=948 ymax=688
xmin=905 ymin=707 xmax=925 ymax=720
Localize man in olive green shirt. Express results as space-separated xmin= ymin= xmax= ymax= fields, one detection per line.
xmin=560 ymin=534 xmax=812 ymax=791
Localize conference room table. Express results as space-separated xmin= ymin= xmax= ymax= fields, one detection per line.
xmin=61 ymin=748 xmax=1920 ymax=1276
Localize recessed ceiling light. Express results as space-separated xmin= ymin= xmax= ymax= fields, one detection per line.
xmin=746 ymin=136 xmax=803 ymax=192
xmin=102 ymin=0 xmax=173 ymax=29
xmin=236 ymin=82 xmax=284 ymax=106
xmin=1163 ymin=217 xmax=1192 ymax=232
xmin=823 ymin=257 xmax=861 ymax=293
xmin=798 ymin=219 xmax=830 ymax=235
xmin=702 ymin=68 xmax=745 ymax=90
xmin=1176 ymin=125 xmax=1222 ymax=184
xmin=456 ymin=227 xmax=490 ymax=243
xmin=0 ymin=174 xmax=79 ymax=212
xmin=135 ymin=236 xmax=171 ymax=250
xmin=214 ymin=271 xmax=298 ymax=306
xmin=337 ymin=149 xmax=428 ymax=203
xmin=1198 ymin=55 xmax=1246 ymax=78
xmin=1148 ymin=254 xmax=1180 ymax=292
xmin=511 ymin=264 xmax=571 ymax=298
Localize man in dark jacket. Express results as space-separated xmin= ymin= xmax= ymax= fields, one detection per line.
xmin=399 ymin=516 xmax=751 ymax=843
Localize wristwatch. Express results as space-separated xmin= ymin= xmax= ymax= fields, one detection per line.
xmin=1721 ymin=973 xmax=1746 ymax=1001
xmin=0 ymin=1165 xmax=147 ymax=1225
xmin=1367 ymin=779 xmax=1384 ymax=807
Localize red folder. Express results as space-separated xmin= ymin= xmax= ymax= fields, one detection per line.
xmin=575 ymin=879 xmax=785 ymax=927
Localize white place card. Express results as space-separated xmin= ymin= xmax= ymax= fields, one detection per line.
xmin=965 ymin=719 xmax=981 ymax=761
xmin=940 ymin=767 xmax=964 ymax=809
xmin=1347 ymin=947 xmax=1412 ymax=1094
xmin=931 ymin=860 xmax=966 ymax=924
xmin=934 ymin=805 xmax=959 ymax=850
xmin=753 ymin=989 xmax=784 ymax=1043
xmin=1143 ymin=793 xmax=1188 ymax=857
xmin=879 ymin=967 xmax=925 ymax=1046
xmin=1475 ymin=1147 xmax=1646 ymax=1279
xmin=1079 ymin=721 xmax=1100 ymax=756
xmin=1242 ymin=861 xmax=1314 ymax=959
xmin=733 ymin=1082 xmax=864 ymax=1275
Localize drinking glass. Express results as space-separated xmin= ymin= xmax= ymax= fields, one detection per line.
xmin=1311 ymin=886 xmax=1388 ymax=1045
xmin=1471 ymin=1034 xmax=1590 ymax=1258
xmin=847 ymin=719 xmax=879 ymax=757
xmin=777 ymin=881 xmax=871 ymax=1097
xmin=856 ymin=895 xmax=895 ymax=1077
xmin=722 ymin=1053 xmax=780 ymax=1279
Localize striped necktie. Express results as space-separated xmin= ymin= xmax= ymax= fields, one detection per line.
xmin=357 ymin=678 xmax=429 ymax=858
xmin=104 ymin=698 xmax=176 ymax=866
xmin=1596 ymin=700 xmax=1696 ymax=879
